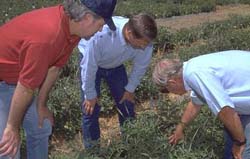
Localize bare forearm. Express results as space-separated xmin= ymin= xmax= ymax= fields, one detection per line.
xmin=180 ymin=101 xmax=201 ymax=124
xmin=38 ymin=66 xmax=60 ymax=106
xmin=168 ymin=101 xmax=201 ymax=144
xmin=7 ymin=82 xmax=34 ymax=130
xmin=218 ymin=106 xmax=245 ymax=142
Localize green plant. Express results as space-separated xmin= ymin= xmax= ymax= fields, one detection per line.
xmin=0 ymin=0 xmax=61 ymax=25
xmin=115 ymin=0 xmax=217 ymax=18
xmin=3 ymin=0 xmax=249 ymax=158
xmin=76 ymin=98 xmax=223 ymax=159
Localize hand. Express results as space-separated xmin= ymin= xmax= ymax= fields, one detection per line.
xmin=232 ymin=143 xmax=245 ymax=159
xmin=168 ymin=124 xmax=185 ymax=145
xmin=119 ymin=91 xmax=135 ymax=104
xmin=38 ymin=106 xmax=54 ymax=128
xmin=83 ymin=98 xmax=98 ymax=115
xmin=0 ymin=125 xmax=20 ymax=158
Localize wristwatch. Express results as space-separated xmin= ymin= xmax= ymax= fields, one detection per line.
xmin=179 ymin=121 xmax=187 ymax=128
xmin=233 ymin=138 xmax=246 ymax=146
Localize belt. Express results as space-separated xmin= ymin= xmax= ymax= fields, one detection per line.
xmin=98 ymin=64 xmax=124 ymax=71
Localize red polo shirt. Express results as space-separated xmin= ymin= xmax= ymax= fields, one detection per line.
xmin=0 ymin=5 xmax=80 ymax=89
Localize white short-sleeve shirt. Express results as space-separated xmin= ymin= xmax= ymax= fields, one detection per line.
xmin=183 ymin=50 xmax=250 ymax=115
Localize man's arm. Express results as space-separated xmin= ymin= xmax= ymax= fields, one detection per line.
xmin=218 ymin=106 xmax=245 ymax=159
xmin=125 ymin=46 xmax=153 ymax=93
xmin=168 ymin=101 xmax=202 ymax=144
xmin=79 ymin=39 xmax=101 ymax=115
xmin=187 ymin=71 xmax=246 ymax=158
xmin=37 ymin=66 xmax=60 ymax=128
xmin=0 ymin=82 xmax=34 ymax=157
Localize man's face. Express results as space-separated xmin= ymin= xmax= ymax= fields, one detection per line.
xmin=125 ymin=29 xmax=150 ymax=49
xmin=160 ymin=77 xmax=186 ymax=95
xmin=78 ymin=13 xmax=105 ymax=40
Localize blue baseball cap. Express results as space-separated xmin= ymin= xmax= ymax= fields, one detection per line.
xmin=81 ymin=0 xmax=117 ymax=31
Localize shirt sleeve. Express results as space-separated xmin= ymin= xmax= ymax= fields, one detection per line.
xmin=190 ymin=91 xmax=205 ymax=106
xmin=79 ymin=39 xmax=100 ymax=100
xmin=185 ymin=70 xmax=235 ymax=116
xmin=19 ymin=43 xmax=50 ymax=89
xmin=53 ymin=50 xmax=71 ymax=68
xmin=125 ymin=44 xmax=153 ymax=93
xmin=53 ymin=40 xmax=79 ymax=68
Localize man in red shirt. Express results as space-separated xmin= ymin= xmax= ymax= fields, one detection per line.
xmin=0 ymin=0 xmax=116 ymax=158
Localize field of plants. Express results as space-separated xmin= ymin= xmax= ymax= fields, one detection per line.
xmin=1 ymin=0 xmax=250 ymax=158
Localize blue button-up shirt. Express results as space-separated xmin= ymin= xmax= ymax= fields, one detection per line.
xmin=183 ymin=50 xmax=250 ymax=116
xmin=78 ymin=16 xmax=153 ymax=99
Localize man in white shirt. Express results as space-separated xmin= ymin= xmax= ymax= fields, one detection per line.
xmin=78 ymin=14 xmax=157 ymax=149
xmin=152 ymin=50 xmax=250 ymax=159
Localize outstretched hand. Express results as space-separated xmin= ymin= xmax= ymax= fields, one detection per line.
xmin=168 ymin=124 xmax=185 ymax=145
xmin=0 ymin=125 xmax=20 ymax=158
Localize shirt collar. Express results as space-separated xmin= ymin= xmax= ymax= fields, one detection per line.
xmin=118 ymin=23 xmax=127 ymax=46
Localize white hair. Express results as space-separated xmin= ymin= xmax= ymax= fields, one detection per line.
xmin=152 ymin=59 xmax=182 ymax=86
xmin=63 ymin=0 xmax=101 ymax=22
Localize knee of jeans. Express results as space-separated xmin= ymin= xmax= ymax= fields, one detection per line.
xmin=83 ymin=114 xmax=99 ymax=126
xmin=25 ymin=119 xmax=52 ymax=138
xmin=83 ymin=106 xmax=100 ymax=119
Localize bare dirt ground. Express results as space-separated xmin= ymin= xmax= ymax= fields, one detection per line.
xmin=156 ymin=4 xmax=250 ymax=31
xmin=51 ymin=4 xmax=250 ymax=155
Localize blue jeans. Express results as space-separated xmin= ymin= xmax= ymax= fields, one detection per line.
xmin=223 ymin=115 xmax=250 ymax=159
xmin=0 ymin=82 xmax=52 ymax=159
xmin=81 ymin=65 xmax=135 ymax=149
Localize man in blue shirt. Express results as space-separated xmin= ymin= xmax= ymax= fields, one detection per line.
xmin=152 ymin=50 xmax=250 ymax=159
xmin=78 ymin=14 xmax=157 ymax=148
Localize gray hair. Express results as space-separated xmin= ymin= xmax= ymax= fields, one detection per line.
xmin=63 ymin=0 xmax=101 ymax=22
xmin=152 ymin=59 xmax=183 ymax=86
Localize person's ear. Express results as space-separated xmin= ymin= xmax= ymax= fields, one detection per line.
xmin=80 ymin=13 xmax=93 ymax=24
xmin=168 ymin=79 xmax=177 ymax=85
xmin=124 ymin=25 xmax=132 ymax=35
xmin=123 ymin=26 xmax=132 ymax=42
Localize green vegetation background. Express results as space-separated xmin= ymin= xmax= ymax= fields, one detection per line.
xmin=1 ymin=0 xmax=250 ymax=158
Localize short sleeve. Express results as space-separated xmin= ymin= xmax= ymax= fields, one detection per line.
xmin=53 ymin=53 xmax=70 ymax=68
xmin=53 ymin=40 xmax=78 ymax=68
xmin=186 ymin=70 xmax=235 ymax=115
xmin=190 ymin=91 xmax=205 ymax=106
